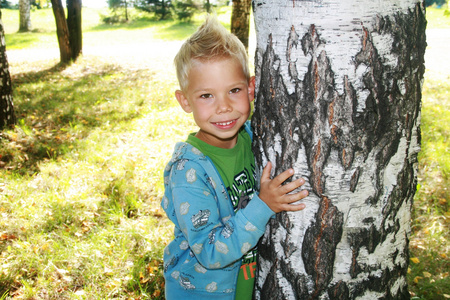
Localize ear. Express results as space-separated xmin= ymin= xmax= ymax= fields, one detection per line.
xmin=175 ymin=90 xmax=192 ymax=113
xmin=248 ymin=76 xmax=256 ymax=102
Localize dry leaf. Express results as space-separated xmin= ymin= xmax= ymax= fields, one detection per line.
xmin=152 ymin=290 xmax=161 ymax=297
xmin=0 ymin=233 xmax=17 ymax=241
xmin=410 ymin=257 xmax=420 ymax=264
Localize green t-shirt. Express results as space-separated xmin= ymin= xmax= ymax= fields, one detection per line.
xmin=187 ymin=129 xmax=257 ymax=300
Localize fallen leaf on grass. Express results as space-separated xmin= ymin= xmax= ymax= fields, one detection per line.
xmin=410 ymin=257 xmax=420 ymax=264
xmin=413 ymin=276 xmax=422 ymax=284
xmin=139 ymin=271 xmax=150 ymax=284
xmin=147 ymin=265 xmax=159 ymax=274
xmin=0 ymin=232 xmax=17 ymax=241
xmin=423 ymin=271 xmax=432 ymax=278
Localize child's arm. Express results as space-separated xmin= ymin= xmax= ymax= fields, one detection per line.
xmin=259 ymin=161 xmax=309 ymax=213
xmin=168 ymin=160 xmax=275 ymax=269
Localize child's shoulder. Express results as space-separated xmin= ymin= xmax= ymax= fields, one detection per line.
xmin=164 ymin=142 xmax=210 ymax=175
xmin=172 ymin=141 xmax=205 ymax=160
xmin=164 ymin=142 xmax=224 ymax=192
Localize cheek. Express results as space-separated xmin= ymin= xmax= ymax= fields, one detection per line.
xmin=192 ymin=104 xmax=213 ymax=121
xmin=239 ymin=99 xmax=251 ymax=114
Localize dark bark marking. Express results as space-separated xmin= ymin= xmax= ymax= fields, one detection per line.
xmin=302 ymin=196 xmax=344 ymax=299
xmin=328 ymin=280 xmax=350 ymax=299
xmin=349 ymin=167 xmax=360 ymax=192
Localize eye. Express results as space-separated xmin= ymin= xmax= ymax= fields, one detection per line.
xmin=200 ymin=93 xmax=213 ymax=99
xmin=230 ymin=88 xmax=241 ymax=94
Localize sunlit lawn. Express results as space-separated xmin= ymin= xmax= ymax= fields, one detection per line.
xmin=0 ymin=5 xmax=449 ymax=300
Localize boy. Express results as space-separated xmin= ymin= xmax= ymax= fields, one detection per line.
xmin=161 ymin=16 xmax=309 ymax=299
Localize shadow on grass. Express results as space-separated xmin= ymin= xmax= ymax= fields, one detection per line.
xmin=5 ymin=31 xmax=54 ymax=50
xmin=1 ymin=61 xmax=155 ymax=176
xmin=91 ymin=15 xmax=164 ymax=30
xmin=153 ymin=21 xmax=198 ymax=40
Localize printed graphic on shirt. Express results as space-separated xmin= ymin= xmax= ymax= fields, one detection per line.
xmin=191 ymin=209 xmax=211 ymax=228
xmin=227 ymin=165 xmax=257 ymax=210
xmin=215 ymin=240 xmax=229 ymax=254
xmin=240 ymin=249 xmax=258 ymax=281
xmin=180 ymin=275 xmax=196 ymax=290
xmin=186 ymin=168 xmax=197 ymax=183
xmin=206 ymin=281 xmax=218 ymax=293
xmin=221 ymin=222 xmax=234 ymax=238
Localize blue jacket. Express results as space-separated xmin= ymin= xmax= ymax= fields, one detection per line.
xmin=161 ymin=123 xmax=275 ymax=299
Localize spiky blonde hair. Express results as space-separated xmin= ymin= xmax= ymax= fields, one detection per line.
xmin=174 ymin=15 xmax=250 ymax=91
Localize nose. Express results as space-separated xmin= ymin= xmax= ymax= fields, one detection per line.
xmin=216 ymin=95 xmax=232 ymax=114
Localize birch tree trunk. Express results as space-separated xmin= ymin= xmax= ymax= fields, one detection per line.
xmin=251 ymin=0 xmax=426 ymax=299
xmin=0 ymin=10 xmax=15 ymax=130
xmin=19 ymin=0 xmax=32 ymax=32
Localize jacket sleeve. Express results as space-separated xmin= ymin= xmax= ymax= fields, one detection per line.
xmin=168 ymin=159 xmax=274 ymax=269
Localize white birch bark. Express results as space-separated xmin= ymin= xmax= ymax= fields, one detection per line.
xmin=0 ymin=14 xmax=15 ymax=130
xmin=252 ymin=0 xmax=426 ymax=298
xmin=19 ymin=0 xmax=32 ymax=32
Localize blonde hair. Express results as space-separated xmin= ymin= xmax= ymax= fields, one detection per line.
xmin=174 ymin=15 xmax=250 ymax=91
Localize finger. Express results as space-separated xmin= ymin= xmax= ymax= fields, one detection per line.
xmin=280 ymin=178 xmax=306 ymax=194
xmin=282 ymin=189 xmax=309 ymax=204
xmin=272 ymin=168 xmax=295 ymax=186
xmin=282 ymin=202 xmax=306 ymax=212
xmin=260 ymin=161 xmax=272 ymax=182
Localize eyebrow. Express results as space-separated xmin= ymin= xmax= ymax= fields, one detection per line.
xmin=192 ymin=81 xmax=248 ymax=94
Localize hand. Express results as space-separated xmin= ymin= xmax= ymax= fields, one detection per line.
xmin=259 ymin=161 xmax=309 ymax=213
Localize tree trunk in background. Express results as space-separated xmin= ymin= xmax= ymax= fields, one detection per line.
xmin=205 ymin=0 xmax=211 ymax=13
xmin=67 ymin=0 xmax=82 ymax=60
xmin=231 ymin=0 xmax=251 ymax=52
xmin=51 ymin=0 xmax=72 ymax=63
xmin=252 ymin=0 xmax=426 ymax=298
xmin=0 ymin=10 xmax=15 ymax=130
xmin=19 ymin=0 xmax=32 ymax=32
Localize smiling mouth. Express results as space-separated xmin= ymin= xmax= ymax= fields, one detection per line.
xmin=212 ymin=119 xmax=238 ymax=128
xmin=215 ymin=120 xmax=235 ymax=126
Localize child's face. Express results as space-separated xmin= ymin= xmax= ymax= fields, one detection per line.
xmin=175 ymin=57 xmax=255 ymax=149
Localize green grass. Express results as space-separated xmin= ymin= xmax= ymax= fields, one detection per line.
xmin=426 ymin=5 xmax=450 ymax=28
xmin=0 ymin=4 xmax=449 ymax=300
xmin=0 ymin=56 xmax=197 ymax=298
xmin=407 ymin=6 xmax=450 ymax=300
xmin=409 ymin=76 xmax=450 ymax=300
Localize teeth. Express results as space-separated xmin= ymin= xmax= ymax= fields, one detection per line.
xmin=216 ymin=121 xmax=234 ymax=126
